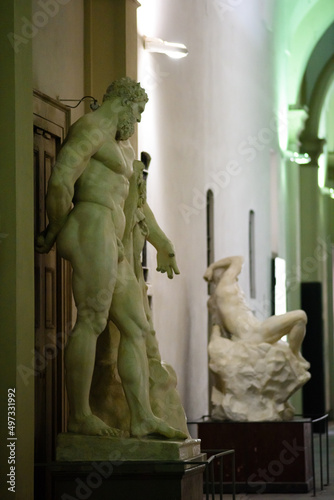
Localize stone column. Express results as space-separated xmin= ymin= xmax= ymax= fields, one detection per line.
xmin=0 ymin=1 xmax=34 ymax=499
xmin=284 ymin=106 xmax=309 ymax=312
xmin=299 ymin=136 xmax=325 ymax=283
xmin=84 ymin=0 xmax=140 ymax=149
xmin=84 ymin=0 xmax=139 ymax=99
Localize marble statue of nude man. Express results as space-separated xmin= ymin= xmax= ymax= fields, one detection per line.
xmin=204 ymin=256 xmax=310 ymax=421
xmin=204 ymin=255 xmax=308 ymax=363
xmin=36 ymin=77 xmax=186 ymax=440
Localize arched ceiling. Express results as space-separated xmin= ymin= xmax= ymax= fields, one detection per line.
xmin=281 ymin=0 xmax=334 ymax=187
xmin=283 ymin=0 xmax=334 ymax=105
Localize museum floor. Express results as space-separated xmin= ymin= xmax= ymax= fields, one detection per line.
xmin=203 ymin=421 xmax=334 ymax=500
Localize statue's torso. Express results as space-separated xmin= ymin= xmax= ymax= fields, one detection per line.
xmin=214 ymin=280 xmax=261 ymax=338
xmin=73 ymin=139 xmax=135 ymax=239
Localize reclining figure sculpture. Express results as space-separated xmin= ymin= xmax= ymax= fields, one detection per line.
xmin=204 ymin=256 xmax=311 ymax=421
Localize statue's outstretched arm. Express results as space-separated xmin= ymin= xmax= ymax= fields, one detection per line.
xmin=143 ymin=203 xmax=180 ymax=279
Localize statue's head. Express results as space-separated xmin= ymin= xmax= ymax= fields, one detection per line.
xmin=103 ymin=77 xmax=148 ymax=106
xmin=103 ymin=78 xmax=148 ymax=141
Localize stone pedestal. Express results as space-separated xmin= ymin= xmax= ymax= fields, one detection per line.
xmin=51 ymin=459 xmax=205 ymax=500
xmin=195 ymin=418 xmax=313 ymax=494
xmin=46 ymin=435 xmax=205 ymax=500
xmin=56 ymin=433 xmax=201 ymax=461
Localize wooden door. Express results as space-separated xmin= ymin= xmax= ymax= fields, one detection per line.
xmin=33 ymin=127 xmax=72 ymax=500
xmin=34 ymin=128 xmax=59 ymax=466
xmin=33 ymin=91 xmax=71 ymax=500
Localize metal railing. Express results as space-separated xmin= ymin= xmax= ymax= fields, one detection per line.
xmin=310 ymin=413 xmax=330 ymax=497
xmin=202 ymin=449 xmax=236 ymax=500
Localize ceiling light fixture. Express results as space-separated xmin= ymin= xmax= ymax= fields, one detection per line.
xmin=143 ymin=36 xmax=188 ymax=59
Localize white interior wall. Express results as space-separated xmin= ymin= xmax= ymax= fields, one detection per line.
xmin=137 ymin=0 xmax=284 ymax=419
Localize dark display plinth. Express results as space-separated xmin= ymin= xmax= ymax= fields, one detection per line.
xmin=36 ymin=435 xmax=205 ymax=500
xmin=195 ymin=418 xmax=313 ymax=494
xmin=50 ymin=458 xmax=205 ymax=500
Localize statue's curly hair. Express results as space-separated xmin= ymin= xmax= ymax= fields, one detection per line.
xmin=103 ymin=77 xmax=148 ymax=104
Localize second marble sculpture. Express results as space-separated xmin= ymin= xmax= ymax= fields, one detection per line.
xmin=204 ymin=256 xmax=311 ymax=422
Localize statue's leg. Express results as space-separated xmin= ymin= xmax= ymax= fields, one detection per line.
xmin=283 ymin=311 xmax=307 ymax=357
xmin=260 ymin=310 xmax=307 ymax=355
xmin=57 ymin=206 xmax=122 ymax=436
xmin=109 ymin=258 xmax=187 ymax=440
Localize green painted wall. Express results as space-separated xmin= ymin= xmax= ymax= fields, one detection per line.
xmin=0 ymin=2 xmax=34 ymax=499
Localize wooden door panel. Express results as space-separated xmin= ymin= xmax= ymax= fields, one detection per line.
xmin=34 ymin=128 xmax=58 ymax=466
xmin=33 ymin=91 xmax=71 ymax=500
xmin=45 ymin=266 xmax=56 ymax=329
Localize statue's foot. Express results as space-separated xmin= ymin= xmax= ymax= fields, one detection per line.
xmin=68 ymin=414 xmax=124 ymax=437
xmin=131 ymin=416 xmax=188 ymax=440
xmin=296 ymin=353 xmax=311 ymax=370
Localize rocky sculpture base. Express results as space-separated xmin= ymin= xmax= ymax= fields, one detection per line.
xmin=209 ymin=332 xmax=311 ymax=422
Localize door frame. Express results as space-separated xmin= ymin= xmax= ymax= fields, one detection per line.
xmin=33 ymin=89 xmax=72 ymax=443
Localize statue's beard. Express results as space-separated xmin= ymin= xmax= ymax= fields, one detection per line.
xmin=116 ymin=116 xmax=135 ymax=141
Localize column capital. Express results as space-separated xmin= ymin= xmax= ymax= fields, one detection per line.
xmin=288 ymin=105 xmax=308 ymax=152
xmin=300 ymin=135 xmax=326 ymax=165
